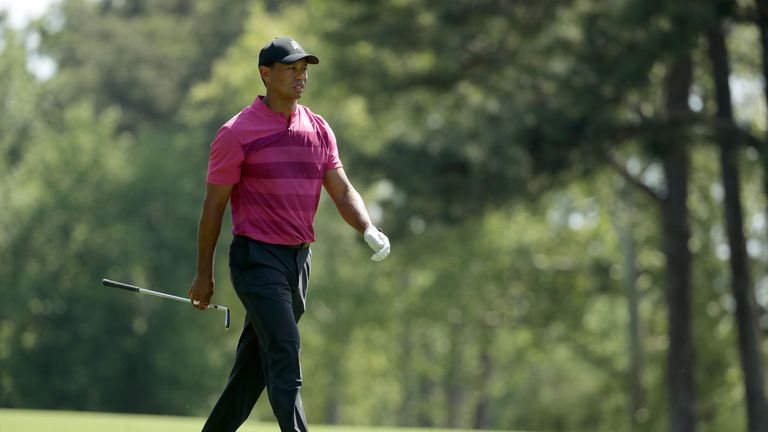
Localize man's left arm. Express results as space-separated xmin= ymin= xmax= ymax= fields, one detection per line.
xmin=323 ymin=167 xmax=390 ymax=261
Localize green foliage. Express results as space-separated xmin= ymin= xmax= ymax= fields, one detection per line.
xmin=2 ymin=99 xmax=137 ymax=409
xmin=37 ymin=0 xmax=250 ymax=129
xmin=1 ymin=0 xmax=767 ymax=431
xmin=0 ymin=24 xmax=40 ymax=172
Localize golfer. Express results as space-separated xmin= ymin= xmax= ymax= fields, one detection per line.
xmin=188 ymin=36 xmax=390 ymax=432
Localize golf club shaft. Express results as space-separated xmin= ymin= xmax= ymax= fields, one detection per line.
xmin=102 ymin=278 xmax=231 ymax=327
xmin=103 ymin=278 xmax=218 ymax=307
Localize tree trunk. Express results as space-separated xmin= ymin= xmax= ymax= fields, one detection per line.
xmin=755 ymin=0 xmax=768 ymax=325
xmin=445 ymin=322 xmax=465 ymax=428
xmin=473 ymin=330 xmax=493 ymax=430
xmin=613 ymin=183 xmax=646 ymax=430
xmin=325 ymin=361 xmax=342 ymax=424
xmin=416 ymin=338 xmax=437 ymax=428
xmin=756 ymin=0 xmax=768 ymax=136
xmin=706 ymin=21 xmax=768 ymax=432
xmin=398 ymin=328 xmax=416 ymax=426
xmin=660 ymin=52 xmax=697 ymax=432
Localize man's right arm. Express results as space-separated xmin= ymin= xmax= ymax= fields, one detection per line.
xmin=189 ymin=183 xmax=233 ymax=310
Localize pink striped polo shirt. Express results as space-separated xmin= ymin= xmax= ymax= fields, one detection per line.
xmin=206 ymin=96 xmax=343 ymax=245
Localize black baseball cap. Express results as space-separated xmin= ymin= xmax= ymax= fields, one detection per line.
xmin=258 ymin=37 xmax=319 ymax=67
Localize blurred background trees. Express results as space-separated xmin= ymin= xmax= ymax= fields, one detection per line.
xmin=1 ymin=1 xmax=767 ymax=431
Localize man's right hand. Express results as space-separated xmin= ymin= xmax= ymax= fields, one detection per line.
xmin=189 ymin=183 xmax=232 ymax=311
xmin=188 ymin=275 xmax=214 ymax=310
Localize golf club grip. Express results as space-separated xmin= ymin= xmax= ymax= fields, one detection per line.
xmin=102 ymin=279 xmax=141 ymax=293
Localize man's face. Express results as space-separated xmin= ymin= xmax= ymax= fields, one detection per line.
xmin=262 ymin=59 xmax=309 ymax=100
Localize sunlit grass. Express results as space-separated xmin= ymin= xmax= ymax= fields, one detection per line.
xmin=1 ymin=409 xmax=515 ymax=432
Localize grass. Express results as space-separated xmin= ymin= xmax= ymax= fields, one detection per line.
xmin=0 ymin=409 xmax=509 ymax=432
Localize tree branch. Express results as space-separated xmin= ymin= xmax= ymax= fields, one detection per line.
xmin=608 ymin=153 xmax=664 ymax=203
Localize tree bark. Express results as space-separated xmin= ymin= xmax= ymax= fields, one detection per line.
xmin=756 ymin=0 xmax=768 ymax=136
xmin=472 ymin=331 xmax=493 ymax=430
xmin=325 ymin=361 xmax=342 ymax=424
xmin=445 ymin=322 xmax=465 ymax=428
xmin=660 ymin=52 xmax=697 ymax=432
xmin=755 ymin=0 xmax=768 ymax=323
xmin=706 ymin=21 xmax=768 ymax=432
xmin=398 ymin=328 xmax=416 ymax=427
xmin=416 ymin=338 xmax=437 ymax=428
xmin=613 ymin=183 xmax=646 ymax=430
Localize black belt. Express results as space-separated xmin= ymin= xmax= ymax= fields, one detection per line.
xmin=236 ymin=236 xmax=310 ymax=250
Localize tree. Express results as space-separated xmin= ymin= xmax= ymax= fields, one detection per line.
xmin=706 ymin=2 xmax=768 ymax=430
xmin=753 ymin=0 xmax=768 ymax=217
xmin=322 ymin=1 xmax=708 ymax=430
xmin=659 ymin=50 xmax=697 ymax=432
xmin=4 ymin=0 xmax=765 ymax=429
xmin=37 ymin=0 xmax=250 ymax=130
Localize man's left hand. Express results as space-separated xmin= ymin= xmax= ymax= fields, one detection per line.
xmin=364 ymin=225 xmax=390 ymax=262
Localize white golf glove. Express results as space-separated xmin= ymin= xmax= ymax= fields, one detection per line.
xmin=364 ymin=225 xmax=390 ymax=262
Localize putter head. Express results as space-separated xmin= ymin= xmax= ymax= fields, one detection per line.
xmin=224 ymin=308 xmax=231 ymax=329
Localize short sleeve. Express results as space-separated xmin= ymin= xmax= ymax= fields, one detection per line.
xmin=206 ymin=127 xmax=244 ymax=184
xmin=322 ymin=122 xmax=343 ymax=171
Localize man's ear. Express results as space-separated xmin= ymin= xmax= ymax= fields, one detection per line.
xmin=259 ymin=65 xmax=271 ymax=84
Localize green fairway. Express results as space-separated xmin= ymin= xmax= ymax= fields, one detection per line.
xmin=0 ymin=409 xmax=511 ymax=432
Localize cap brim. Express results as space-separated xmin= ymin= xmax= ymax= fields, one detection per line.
xmin=279 ymin=54 xmax=319 ymax=65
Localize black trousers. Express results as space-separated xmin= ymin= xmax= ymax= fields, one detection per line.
xmin=202 ymin=236 xmax=311 ymax=432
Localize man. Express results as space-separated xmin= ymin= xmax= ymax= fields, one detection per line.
xmin=188 ymin=36 xmax=390 ymax=432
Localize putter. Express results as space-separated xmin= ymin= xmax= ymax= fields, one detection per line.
xmin=102 ymin=278 xmax=231 ymax=328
